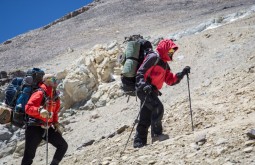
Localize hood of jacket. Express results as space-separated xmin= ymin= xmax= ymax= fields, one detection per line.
xmin=156 ymin=39 xmax=178 ymax=62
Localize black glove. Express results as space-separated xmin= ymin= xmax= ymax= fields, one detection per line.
xmin=182 ymin=66 xmax=191 ymax=75
xmin=176 ymin=72 xmax=184 ymax=80
xmin=143 ymin=85 xmax=152 ymax=94
xmin=176 ymin=66 xmax=191 ymax=80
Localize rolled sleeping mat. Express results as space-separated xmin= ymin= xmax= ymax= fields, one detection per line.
xmin=122 ymin=41 xmax=141 ymax=77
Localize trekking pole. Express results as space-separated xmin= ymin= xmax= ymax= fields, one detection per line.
xmin=186 ymin=73 xmax=194 ymax=131
xmin=46 ymin=88 xmax=54 ymax=165
xmin=120 ymin=94 xmax=148 ymax=156
xmin=46 ymin=115 xmax=49 ymax=165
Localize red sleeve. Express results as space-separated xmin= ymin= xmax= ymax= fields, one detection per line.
xmin=53 ymin=99 xmax=60 ymax=122
xmin=25 ymin=91 xmax=44 ymax=118
xmin=165 ymin=70 xmax=179 ymax=86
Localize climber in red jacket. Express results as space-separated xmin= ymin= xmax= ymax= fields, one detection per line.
xmin=134 ymin=39 xmax=190 ymax=148
xmin=21 ymin=74 xmax=68 ymax=165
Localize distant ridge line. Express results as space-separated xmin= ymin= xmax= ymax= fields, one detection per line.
xmin=42 ymin=0 xmax=102 ymax=30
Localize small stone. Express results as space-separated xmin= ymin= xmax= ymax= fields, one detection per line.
xmin=186 ymin=153 xmax=197 ymax=158
xmin=204 ymin=34 xmax=211 ymax=38
xmin=76 ymin=139 xmax=95 ymax=150
xmin=216 ymin=146 xmax=227 ymax=155
xmin=244 ymin=140 xmax=255 ymax=146
xmin=223 ymin=162 xmax=234 ymax=165
xmin=103 ymin=157 xmax=112 ymax=161
xmin=116 ymin=125 xmax=128 ymax=134
xmin=102 ymin=160 xmax=110 ymax=165
xmin=198 ymin=141 xmax=205 ymax=146
xmin=109 ymin=162 xmax=118 ymax=165
xmin=114 ymin=137 xmax=121 ymax=142
xmin=121 ymin=156 xmax=128 ymax=161
xmin=243 ymin=146 xmax=253 ymax=153
xmin=215 ymin=138 xmax=228 ymax=145
xmin=91 ymin=159 xmax=97 ymax=163
xmin=190 ymin=143 xmax=200 ymax=150
xmin=148 ymin=160 xmax=157 ymax=164
xmin=195 ymin=133 xmax=206 ymax=145
xmin=247 ymin=129 xmax=255 ymax=139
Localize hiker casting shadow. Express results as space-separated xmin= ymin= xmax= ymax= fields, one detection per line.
xmin=134 ymin=39 xmax=190 ymax=148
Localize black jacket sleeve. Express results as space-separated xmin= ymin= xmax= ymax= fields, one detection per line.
xmin=136 ymin=53 xmax=158 ymax=91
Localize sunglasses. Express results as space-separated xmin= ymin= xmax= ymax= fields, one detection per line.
xmin=168 ymin=48 xmax=175 ymax=59
xmin=47 ymin=77 xmax=57 ymax=83
xmin=168 ymin=48 xmax=175 ymax=54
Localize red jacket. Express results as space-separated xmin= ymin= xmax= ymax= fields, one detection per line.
xmin=25 ymin=83 xmax=60 ymax=124
xmin=136 ymin=39 xmax=180 ymax=90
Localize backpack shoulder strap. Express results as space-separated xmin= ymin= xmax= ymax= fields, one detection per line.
xmin=147 ymin=52 xmax=160 ymax=78
xmin=9 ymin=84 xmax=23 ymax=108
xmin=33 ymin=88 xmax=48 ymax=106
xmin=154 ymin=52 xmax=160 ymax=66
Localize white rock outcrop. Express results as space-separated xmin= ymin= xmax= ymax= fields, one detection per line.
xmin=62 ymin=56 xmax=98 ymax=109
xmin=61 ymin=41 xmax=123 ymax=109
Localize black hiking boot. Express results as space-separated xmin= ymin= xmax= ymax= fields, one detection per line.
xmin=133 ymin=137 xmax=147 ymax=148
xmin=133 ymin=141 xmax=146 ymax=148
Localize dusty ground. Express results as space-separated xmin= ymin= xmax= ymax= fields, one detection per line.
xmin=0 ymin=0 xmax=255 ymax=164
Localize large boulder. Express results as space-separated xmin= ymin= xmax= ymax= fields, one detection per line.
xmin=61 ymin=41 xmax=123 ymax=109
xmin=62 ymin=56 xmax=98 ymax=109
xmin=91 ymin=42 xmax=121 ymax=83
xmin=56 ymin=69 xmax=68 ymax=80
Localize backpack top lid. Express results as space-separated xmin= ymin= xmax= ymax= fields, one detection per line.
xmin=124 ymin=34 xmax=143 ymax=43
xmin=26 ymin=68 xmax=45 ymax=85
xmin=123 ymin=35 xmax=153 ymax=57
xmin=23 ymin=76 xmax=33 ymax=86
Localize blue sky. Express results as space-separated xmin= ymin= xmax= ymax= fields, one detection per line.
xmin=0 ymin=0 xmax=93 ymax=43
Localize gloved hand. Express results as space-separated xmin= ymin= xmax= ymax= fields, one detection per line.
xmin=143 ymin=85 xmax=152 ymax=94
xmin=39 ymin=109 xmax=53 ymax=119
xmin=53 ymin=122 xmax=64 ymax=135
xmin=176 ymin=72 xmax=184 ymax=80
xmin=182 ymin=66 xmax=191 ymax=75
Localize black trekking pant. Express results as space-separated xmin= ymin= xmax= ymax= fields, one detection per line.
xmin=21 ymin=126 xmax=68 ymax=165
xmin=134 ymin=90 xmax=164 ymax=144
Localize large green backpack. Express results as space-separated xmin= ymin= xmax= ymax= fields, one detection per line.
xmin=120 ymin=35 xmax=153 ymax=96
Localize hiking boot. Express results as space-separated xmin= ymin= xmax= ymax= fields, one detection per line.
xmin=151 ymin=134 xmax=169 ymax=143
xmin=133 ymin=141 xmax=146 ymax=148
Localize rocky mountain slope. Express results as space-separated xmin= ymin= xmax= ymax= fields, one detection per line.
xmin=0 ymin=0 xmax=255 ymax=165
